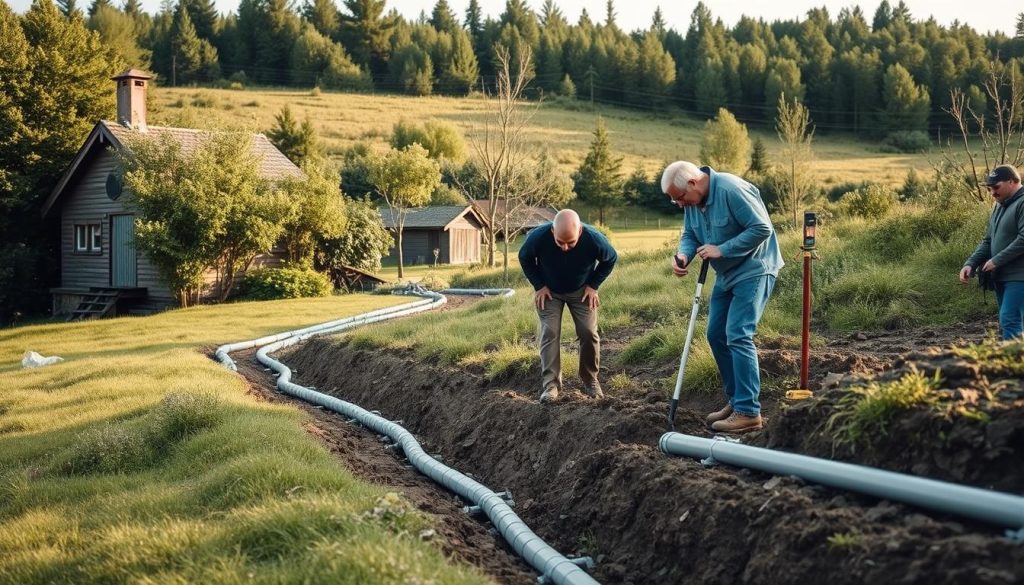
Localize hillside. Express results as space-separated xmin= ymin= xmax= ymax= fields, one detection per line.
xmin=150 ymin=87 xmax=935 ymax=187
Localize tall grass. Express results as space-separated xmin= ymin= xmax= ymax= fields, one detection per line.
xmin=0 ymin=295 xmax=489 ymax=584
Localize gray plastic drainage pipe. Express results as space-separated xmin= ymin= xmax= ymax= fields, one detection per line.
xmin=218 ymin=289 xmax=599 ymax=584
xmin=214 ymin=287 xmax=445 ymax=371
xmin=660 ymin=433 xmax=1024 ymax=533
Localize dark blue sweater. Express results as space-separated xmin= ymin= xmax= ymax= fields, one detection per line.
xmin=518 ymin=223 xmax=618 ymax=294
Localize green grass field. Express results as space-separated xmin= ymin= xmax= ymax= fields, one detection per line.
xmin=0 ymin=295 xmax=491 ymax=584
xmin=150 ymin=86 xmax=935 ymax=186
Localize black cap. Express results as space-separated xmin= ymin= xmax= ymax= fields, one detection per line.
xmin=984 ymin=164 xmax=1021 ymax=186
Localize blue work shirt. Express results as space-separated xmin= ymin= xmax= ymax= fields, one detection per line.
xmin=677 ymin=167 xmax=784 ymax=290
xmin=519 ymin=222 xmax=618 ymax=294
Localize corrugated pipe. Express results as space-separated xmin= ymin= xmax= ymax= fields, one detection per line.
xmin=660 ymin=433 xmax=1024 ymax=536
xmin=442 ymin=288 xmax=516 ymax=297
xmin=218 ymin=288 xmax=600 ymax=584
xmin=215 ymin=286 xmax=445 ymax=371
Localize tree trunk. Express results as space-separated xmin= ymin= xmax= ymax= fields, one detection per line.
xmin=397 ymin=227 xmax=405 ymax=279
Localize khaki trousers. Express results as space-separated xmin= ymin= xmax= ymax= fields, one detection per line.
xmin=537 ymin=287 xmax=600 ymax=391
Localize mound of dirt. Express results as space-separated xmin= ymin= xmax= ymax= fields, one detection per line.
xmin=758 ymin=346 xmax=1024 ymax=493
xmin=281 ymin=335 xmax=1024 ymax=584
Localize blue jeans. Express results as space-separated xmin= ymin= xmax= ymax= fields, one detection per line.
xmin=995 ymin=280 xmax=1024 ymax=340
xmin=707 ymin=275 xmax=776 ymax=416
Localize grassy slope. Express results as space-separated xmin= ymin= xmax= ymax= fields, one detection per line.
xmin=150 ymin=87 xmax=934 ymax=186
xmin=0 ymin=295 xmax=490 ymax=584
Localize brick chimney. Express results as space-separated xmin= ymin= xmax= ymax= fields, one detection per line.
xmin=111 ymin=69 xmax=153 ymax=132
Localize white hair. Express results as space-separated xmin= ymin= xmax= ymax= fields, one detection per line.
xmin=660 ymin=161 xmax=702 ymax=194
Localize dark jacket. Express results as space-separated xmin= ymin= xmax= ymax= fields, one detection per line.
xmin=519 ymin=223 xmax=617 ymax=294
xmin=965 ymin=187 xmax=1024 ymax=282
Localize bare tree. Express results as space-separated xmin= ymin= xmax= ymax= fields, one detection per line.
xmin=942 ymin=62 xmax=1024 ymax=201
xmin=775 ymin=93 xmax=815 ymax=226
xmin=466 ymin=44 xmax=539 ymax=271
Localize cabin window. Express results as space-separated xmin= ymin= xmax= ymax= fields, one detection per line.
xmin=74 ymin=224 xmax=102 ymax=253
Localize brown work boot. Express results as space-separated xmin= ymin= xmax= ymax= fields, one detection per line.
xmin=582 ymin=382 xmax=604 ymax=399
xmin=706 ymin=404 xmax=733 ymax=425
xmin=539 ymin=385 xmax=559 ymax=403
xmin=711 ymin=412 xmax=763 ymax=433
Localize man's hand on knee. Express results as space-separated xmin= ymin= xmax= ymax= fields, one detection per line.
xmin=534 ymin=286 xmax=552 ymax=310
xmin=582 ymin=286 xmax=600 ymax=310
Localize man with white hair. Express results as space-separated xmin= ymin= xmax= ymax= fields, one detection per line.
xmin=519 ymin=209 xmax=618 ymax=403
xmin=661 ymin=161 xmax=783 ymax=433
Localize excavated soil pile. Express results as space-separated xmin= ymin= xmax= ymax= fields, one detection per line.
xmin=758 ymin=345 xmax=1024 ymax=493
xmin=283 ymin=336 xmax=1024 ymax=585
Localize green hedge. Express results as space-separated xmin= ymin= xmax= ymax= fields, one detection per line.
xmin=238 ymin=267 xmax=332 ymax=300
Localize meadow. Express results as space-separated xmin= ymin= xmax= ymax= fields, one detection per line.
xmin=150 ymin=86 xmax=936 ymax=186
xmin=0 ymin=295 xmax=490 ymax=584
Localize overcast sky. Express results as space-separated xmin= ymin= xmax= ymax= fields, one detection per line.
xmin=7 ymin=0 xmax=1020 ymax=37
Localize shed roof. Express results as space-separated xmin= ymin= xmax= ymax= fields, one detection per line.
xmin=378 ymin=205 xmax=486 ymax=230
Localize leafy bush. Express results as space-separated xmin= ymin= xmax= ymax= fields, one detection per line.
xmin=238 ymin=267 xmax=332 ymax=300
xmin=824 ymin=180 xmax=873 ymax=202
xmin=841 ymin=184 xmax=897 ymax=219
xmin=699 ymin=108 xmax=751 ymax=174
xmin=866 ymin=204 xmax=967 ymax=261
xmin=879 ymin=130 xmax=931 ymax=153
xmin=391 ymin=119 xmax=466 ymax=163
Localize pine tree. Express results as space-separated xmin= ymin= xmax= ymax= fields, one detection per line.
xmin=557 ymin=73 xmax=575 ymax=97
xmin=339 ymin=0 xmax=397 ymax=75
xmin=572 ymin=117 xmax=624 ymax=225
xmin=872 ymin=0 xmax=892 ymax=31
xmin=464 ymin=0 xmax=482 ymax=37
xmin=179 ymin=0 xmax=217 ymax=40
xmin=633 ymin=30 xmax=675 ymax=106
xmin=58 ymin=0 xmax=81 ymax=18
xmin=267 ymin=105 xmax=323 ymax=165
xmin=122 ymin=0 xmax=142 ymax=17
xmin=302 ymin=0 xmax=339 ymax=38
xmin=1015 ymin=12 xmax=1023 ymax=38
xmin=764 ymin=57 xmax=804 ymax=110
xmin=89 ymin=3 xmax=150 ymax=68
xmin=880 ymin=63 xmax=930 ymax=134
xmin=171 ymin=5 xmax=219 ymax=83
xmin=438 ymin=28 xmax=478 ymax=95
xmin=651 ymin=6 xmax=666 ymax=40
xmin=430 ymin=0 xmax=458 ymax=34
xmin=749 ymin=137 xmax=768 ymax=173
xmin=87 ymin=0 xmax=111 ymax=18
xmin=604 ymin=0 xmax=616 ymax=29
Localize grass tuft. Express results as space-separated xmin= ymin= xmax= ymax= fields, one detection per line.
xmin=827 ymin=367 xmax=942 ymax=451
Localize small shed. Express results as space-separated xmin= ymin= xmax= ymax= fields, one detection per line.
xmin=378 ymin=205 xmax=486 ymax=265
xmin=41 ymin=69 xmax=302 ymax=318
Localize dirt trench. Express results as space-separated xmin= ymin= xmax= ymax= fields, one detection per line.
xmin=280 ymin=328 xmax=1024 ymax=585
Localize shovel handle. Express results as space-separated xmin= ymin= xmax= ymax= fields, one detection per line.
xmin=697 ymin=259 xmax=710 ymax=284
xmin=676 ymin=257 xmax=711 ymax=285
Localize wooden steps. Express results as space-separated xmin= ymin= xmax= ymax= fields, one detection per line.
xmin=67 ymin=289 xmax=122 ymax=321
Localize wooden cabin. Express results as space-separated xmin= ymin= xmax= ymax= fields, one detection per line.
xmin=378 ymin=205 xmax=486 ymax=265
xmin=41 ymin=69 xmax=301 ymax=318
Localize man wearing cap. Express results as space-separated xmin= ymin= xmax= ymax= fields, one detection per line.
xmin=960 ymin=164 xmax=1024 ymax=340
xmin=519 ymin=209 xmax=618 ymax=403
xmin=661 ymin=161 xmax=784 ymax=433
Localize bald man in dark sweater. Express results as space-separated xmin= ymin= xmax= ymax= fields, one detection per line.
xmin=519 ymin=209 xmax=618 ymax=403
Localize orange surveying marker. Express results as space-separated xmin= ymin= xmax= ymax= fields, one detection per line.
xmin=786 ymin=211 xmax=817 ymax=401
xmin=667 ymin=258 xmax=711 ymax=430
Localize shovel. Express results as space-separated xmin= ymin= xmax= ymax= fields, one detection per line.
xmin=667 ymin=257 xmax=711 ymax=431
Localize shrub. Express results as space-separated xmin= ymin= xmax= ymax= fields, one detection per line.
xmin=824 ymin=180 xmax=873 ymax=202
xmin=879 ymin=130 xmax=931 ymax=153
xmin=190 ymin=92 xmax=219 ymax=108
xmin=390 ymin=119 xmax=466 ymax=163
xmin=699 ymin=108 xmax=751 ymax=174
xmin=841 ymin=184 xmax=896 ymax=219
xmin=61 ymin=422 xmax=152 ymax=475
xmin=238 ymin=267 xmax=332 ymax=300
xmin=148 ymin=392 xmax=223 ymax=445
